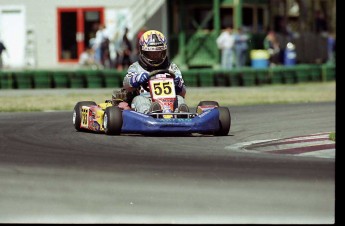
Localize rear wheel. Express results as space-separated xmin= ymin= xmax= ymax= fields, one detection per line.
xmin=73 ymin=101 xmax=97 ymax=131
xmin=104 ymin=106 xmax=123 ymax=135
xmin=214 ymin=107 xmax=231 ymax=136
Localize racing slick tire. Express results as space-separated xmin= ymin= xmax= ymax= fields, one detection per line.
xmin=214 ymin=107 xmax=231 ymax=136
xmin=104 ymin=106 xmax=123 ymax=135
xmin=197 ymin=101 xmax=219 ymax=107
xmin=73 ymin=101 xmax=97 ymax=131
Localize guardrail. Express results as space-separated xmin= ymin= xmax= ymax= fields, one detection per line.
xmin=0 ymin=64 xmax=335 ymax=89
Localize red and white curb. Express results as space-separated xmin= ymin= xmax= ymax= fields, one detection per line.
xmin=225 ymin=132 xmax=335 ymax=159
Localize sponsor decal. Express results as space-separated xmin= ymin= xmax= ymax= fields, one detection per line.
xmin=163 ymin=106 xmax=172 ymax=113
xmin=198 ymin=109 xmax=212 ymax=118
xmin=157 ymin=118 xmax=192 ymax=122
xmin=197 ymin=105 xmax=215 ymax=115
xmin=142 ymin=46 xmax=166 ymax=51
xmin=92 ymin=121 xmax=101 ymax=131
xmin=154 ymin=73 xmax=168 ymax=78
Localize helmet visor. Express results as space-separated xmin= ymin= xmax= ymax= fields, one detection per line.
xmin=142 ymin=50 xmax=166 ymax=64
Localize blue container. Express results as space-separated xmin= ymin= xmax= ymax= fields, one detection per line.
xmin=251 ymin=59 xmax=269 ymax=68
xmin=284 ymin=42 xmax=296 ymax=66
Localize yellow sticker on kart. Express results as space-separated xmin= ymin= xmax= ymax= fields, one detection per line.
xmin=149 ymin=78 xmax=176 ymax=99
xmin=81 ymin=106 xmax=90 ymax=128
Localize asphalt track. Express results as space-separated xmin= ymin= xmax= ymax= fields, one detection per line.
xmin=0 ymin=102 xmax=335 ymax=223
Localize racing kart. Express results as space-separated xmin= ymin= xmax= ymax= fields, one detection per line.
xmin=72 ymin=69 xmax=231 ymax=136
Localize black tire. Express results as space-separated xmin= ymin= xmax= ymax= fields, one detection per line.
xmin=73 ymin=101 xmax=97 ymax=131
xmin=198 ymin=101 xmax=219 ymax=107
xmin=214 ymin=107 xmax=231 ymax=136
xmin=104 ymin=106 xmax=123 ymax=135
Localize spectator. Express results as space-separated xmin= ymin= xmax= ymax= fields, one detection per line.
xmin=315 ymin=10 xmax=328 ymax=34
xmin=136 ymin=26 xmax=147 ymax=53
xmin=92 ymin=23 xmax=109 ymax=67
xmin=234 ymin=27 xmax=249 ymax=68
xmin=78 ymin=46 xmax=98 ymax=69
xmin=327 ymin=31 xmax=336 ymax=64
xmin=264 ymin=30 xmax=281 ymax=66
xmin=0 ymin=40 xmax=8 ymax=69
xmin=120 ymin=27 xmax=133 ymax=70
xmin=216 ymin=26 xmax=235 ymax=69
xmin=111 ymin=30 xmax=123 ymax=70
xmin=132 ymin=26 xmax=147 ymax=62
xmin=101 ymin=36 xmax=111 ymax=68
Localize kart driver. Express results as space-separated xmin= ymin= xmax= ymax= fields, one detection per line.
xmin=113 ymin=30 xmax=188 ymax=114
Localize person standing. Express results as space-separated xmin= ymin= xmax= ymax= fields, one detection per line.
xmin=78 ymin=46 xmax=98 ymax=69
xmin=234 ymin=27 xmax=249 ymax=67
xmin=136 ymin=26 xmax=147 ymax=53
xmin=327 ymin=31 xmax=336 ymax=64
xmin=132 ymin=26 xmax=147 ymax=62
xmin=92 ymin=23 xmax=109 ymax=67
xmin=121 ymin=27 xmax=133 ymax=70
xmin=264 ymin=30 xmax=281 ymax=66
xmin=216 ymin=26 xmax=235 ymax=69
xmin=0 ymin=40 xmax=8 ymax=69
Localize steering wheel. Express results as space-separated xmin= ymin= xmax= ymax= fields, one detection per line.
xmin=141 ymin=69 xmax=176 ymax=92
xmin=148 ymin=69 xmax=176 ymax=79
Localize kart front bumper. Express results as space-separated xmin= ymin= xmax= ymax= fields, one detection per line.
xmin=121 ymin=109 xmax=220 ymax=134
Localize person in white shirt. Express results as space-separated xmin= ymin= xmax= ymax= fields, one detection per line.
xmin=78 ymin=46 xmax=97 ymax=69
xmin=92 ymin=24 xmax=109 ymax=66
xmin=216 ymin=26 xmax=235 ymax=69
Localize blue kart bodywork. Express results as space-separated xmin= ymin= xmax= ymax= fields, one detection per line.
xmin=73 ymin=100 xmax=230 ymax=136
xmin=121 ymin=108 xmax=220 ymax=134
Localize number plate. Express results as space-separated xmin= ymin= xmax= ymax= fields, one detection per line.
xmin=149 ymin=78 xmax=176 ymax=99
xmin=81 ymin=107 xmax=89 ymax=128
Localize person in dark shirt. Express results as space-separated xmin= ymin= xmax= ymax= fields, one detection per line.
xmin=315 ymin=10 xmax=328 ymax=33
xmin=0 ymin=41 xmax=7 ymax=69
xmin=121 ymin=27 xmax=133 ymax=70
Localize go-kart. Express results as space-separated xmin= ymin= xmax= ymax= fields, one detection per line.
xmin=72 ymin=69 xmax=231 ymax=136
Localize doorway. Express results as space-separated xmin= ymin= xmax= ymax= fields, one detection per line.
xmin=57 ymin=7 xmax=104 ymax=63
xmin=0 ymin=5 xmax=26 ymax=68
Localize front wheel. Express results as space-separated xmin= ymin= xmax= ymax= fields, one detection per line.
xmin=197 ymin=101 xmax=219 ymax=107
xmin=214 ymin=107 xmax=231 ymax=136
xmin=104 ymin=106 xmax=123 ymax=135
xmin=73 ymin=101 xmax=97 ymax=131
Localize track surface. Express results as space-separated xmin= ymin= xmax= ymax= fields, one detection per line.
xmin=0 ymin=102 xmax=335 ymax=223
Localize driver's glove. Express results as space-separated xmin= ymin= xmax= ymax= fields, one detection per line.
xmin=130 ymin=72 xmax=149 ymax=88
xmin=174 ymin=76 xmax=183 ymax=93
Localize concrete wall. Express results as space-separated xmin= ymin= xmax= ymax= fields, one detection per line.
xmin=0 ymin=0 xmax=164 ymax=69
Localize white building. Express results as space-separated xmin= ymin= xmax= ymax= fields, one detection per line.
xmin=0 ymin=0 xmax=166 ymax=69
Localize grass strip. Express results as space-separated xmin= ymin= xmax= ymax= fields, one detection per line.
xmin=0 ymin=81 xmax=335 ymax=112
